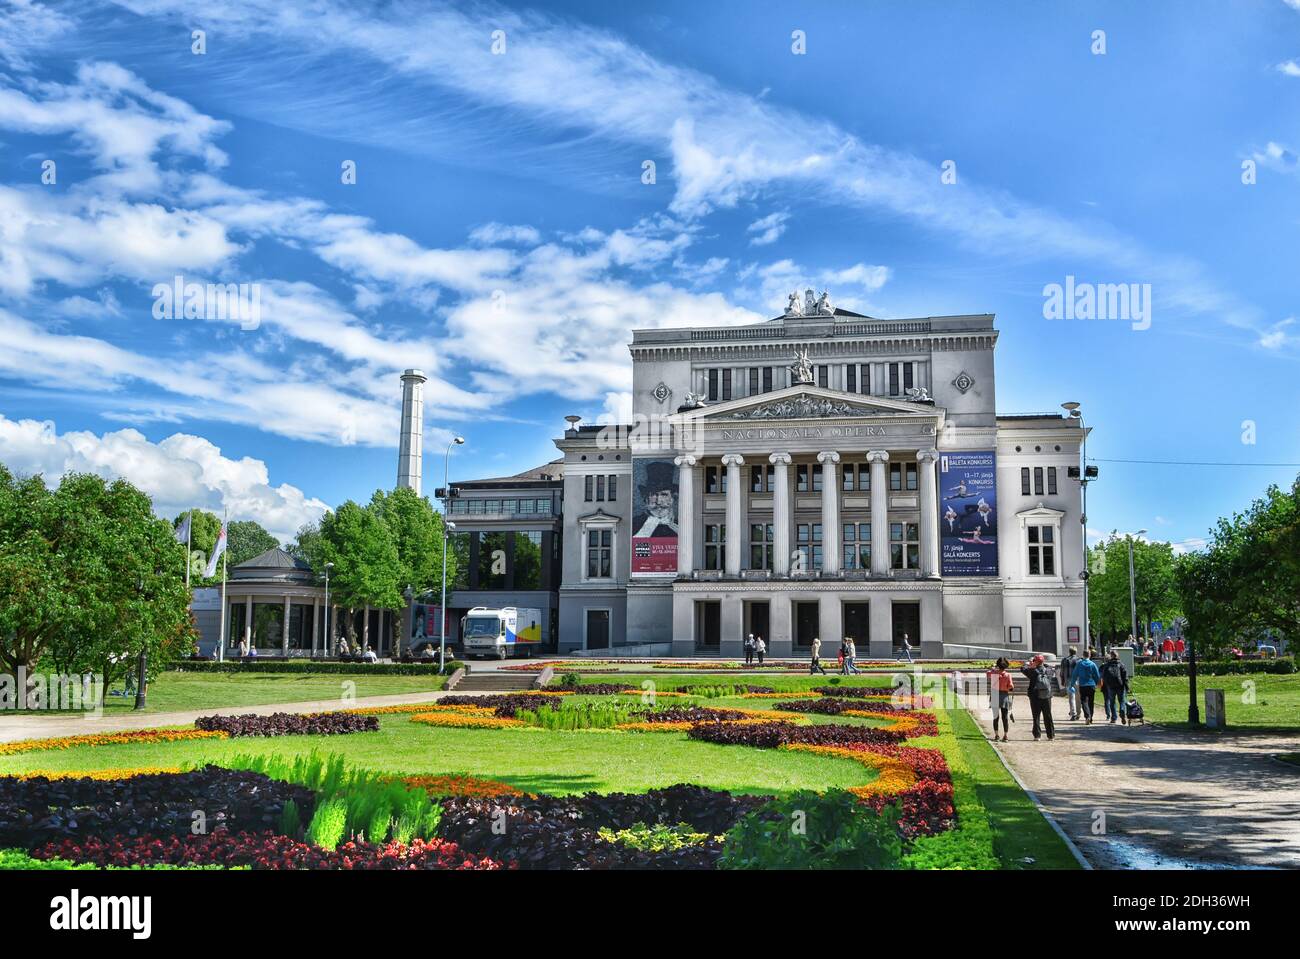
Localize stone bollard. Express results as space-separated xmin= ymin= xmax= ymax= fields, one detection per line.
xmin=1204 ymin=688 xmax=1226 ymax=730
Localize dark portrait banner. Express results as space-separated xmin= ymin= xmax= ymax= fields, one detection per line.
xmin=938 ymin=450 xmax=999 ymax=576
xmin=631 ymin=457 xmax=678 ymax=575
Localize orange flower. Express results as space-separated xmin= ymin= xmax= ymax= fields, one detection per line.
xmin=3 ymin=766 xmax=183 ymax=781
xmin=400 ymin=774 xmax=528 ymax=799
xmin=0 ymin=728 xmax=228 ymax=757
xmin=408 ymin=712 xmax=525 ymax=730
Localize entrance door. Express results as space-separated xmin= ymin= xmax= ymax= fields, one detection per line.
xmin=843 ymin=602 xmax=870 ymax=648
xmin=696 ymin=601 xmax=721 ymax=651
xmin=891 ymin=602 xmax=921 ymax=650
xmin=746 ymin=601 xmax=770 ymax=645
xmin=585 ymin=609 xmax=610 ymax=650
xmin=794 ymin=602 xmax=819 ymax=648
xmin=1031 ymin=610 xmax=1057 ymax=654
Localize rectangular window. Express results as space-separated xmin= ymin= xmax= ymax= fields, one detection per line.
xmin=1027 ymin=525 xmax=1056 ymax=576
xmin=863 ymin=365 xmax=870 ymax=395
xmin=748 ymin=368 xmax=759 ymax=396
xmin=722 ymin=369 xmax=732 ymax=401
xmin=846 ymin=365 xmax=857 ymax=393
xmin=817 ymin=365 xmax=829 ymax=388
xmin=1021 ymin=468 xmax=1031 ymax=496
xmin=890 ymin=521 xmax=920 ymax=570
xmin=608 ymin=475 xmax=618 ymax=501
xmin=889 ymin=462 xmax=917 ymax=492
xmin=502 ymin=499 xmax=517 ymax=514
xmin=537 ymin=499 xmax=552 ymax=515
xmin=584 ymin=475 xmax=593 ymax=501
xmin=706 ymin=466 xmax=725 ymax=495
xmin=857 ymin=464 xmax=871 ymax=492
xmin=704 ymin=524 xmax=725 ymax=570
xmin=841 ymin=464 xmax=855 ymax=492
xmin=707 ymin=369 xmax=719 ymax=402
xmin=842 ymin=522 xmax=871 ymax=570
xmin=484 ymin=499 xmax=501 ymax=513
xmin=1033 ymin=467 xmax=1044 ymax=496
xmin=796 ymin=464 xmax=809 ymax=492
xmin=811 ymin=464 xmax=823 ymax=492
xmin=796 ymin=523 xmax=823 ymax=570
xmin=1047 ymin=467 xmax=1057 ymax=495
xmin=519 ymin=499 xmax=535 ymax=514
xmin=762 ymin=367 xmax=773 ymax=393
xmin=750 ymin=465 xmax=765 ymax=493
xmin=889 ymin=363 xmax=900 ymax=396
xmin=903 ymin=362 xmax=914 ymax=392
xmin=595 ymin=475 xmax=606 ymax=501
xmin=749 ymin=523 xmax=773 ymax=570
xmin=586 ymin=529 xmax=612 ymax=579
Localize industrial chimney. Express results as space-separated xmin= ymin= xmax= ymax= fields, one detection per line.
xmin=397 ymin=369 xmax=427 ymax=494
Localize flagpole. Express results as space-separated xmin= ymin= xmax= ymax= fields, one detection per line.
xmin=184 ymin=509 xmax=192 ymax=590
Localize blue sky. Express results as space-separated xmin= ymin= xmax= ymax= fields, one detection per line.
xmin=0 ymin=0 xmax=1297 ymax=547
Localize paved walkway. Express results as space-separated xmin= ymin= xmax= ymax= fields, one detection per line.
xmin=0 ymin=690 xmax=475 ymax=744
xmin=963 ymin=693 xmax=1300 ymax=869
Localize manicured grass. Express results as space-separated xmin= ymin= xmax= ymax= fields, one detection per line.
xmin=945 ymin=707 xmax=1079 ymax=869
xmin=0 ymin=713 xmax=873 ymax=796
xmin=52 ymin=671 xmax=447 ymax=715
xmin=1129 ymin=673 xmax=1300 ymax=731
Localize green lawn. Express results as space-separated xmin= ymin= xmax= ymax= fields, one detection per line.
xmin=53 ymin=671 xmax=446 ymax=715
xmin=1129 ymin=673 xmax=1300 ymax=731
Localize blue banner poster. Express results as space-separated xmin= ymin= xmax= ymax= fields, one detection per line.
xmin=938 ymin=451 xmax=998 ymax=576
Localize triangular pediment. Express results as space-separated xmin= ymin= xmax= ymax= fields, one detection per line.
xmin=679 ymin=386 xmax=942 ymax=423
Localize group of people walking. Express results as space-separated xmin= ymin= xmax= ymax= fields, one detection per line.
xmin=743 ymin=634 xmax=767 ymax=665
xmin=805 ymin=636 xmax=861 ymax=675
xmin=985 ymin=646 xmax=1132 ymax=742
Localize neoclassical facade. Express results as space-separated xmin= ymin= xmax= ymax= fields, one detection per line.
xmin=555 ymin=296 xmax=1087 ymax=659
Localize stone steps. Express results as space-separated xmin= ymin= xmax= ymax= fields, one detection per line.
xmin=452 ymin=672 xmax=539 ymax=692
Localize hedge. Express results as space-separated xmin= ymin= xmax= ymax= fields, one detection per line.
xmin=1135 ymin=658 xmax=1294 ymax=677
xmin=167 ymin=659 xmax=467 ymax=677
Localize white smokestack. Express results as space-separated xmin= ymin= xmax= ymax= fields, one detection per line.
xmin=397 ymin=369 xmax=427 ymax=494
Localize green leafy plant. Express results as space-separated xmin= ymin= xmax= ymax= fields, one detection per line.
xmin=279 ymin=799 xmax=302 ymax=840
xmin=719 ymin=790 xmax=903 ymax=870
xmin=305 ymin=797 xmax=348 ymax=851
xmin=597 ymin=822 xmax=711 ymax=852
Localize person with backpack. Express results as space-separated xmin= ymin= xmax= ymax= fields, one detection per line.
xmin=987 ymin=657 xmax=1014 ymax=742
xmin=1071 ymin=650 xmax=1102 ymax=724
xmin=1100 ymin=649 xmax=1129 ymax=724
xmin=1019 ymin=654 xmax=1055 ymax=740
xmin=1058 ymin=646 xmax=1081 ymax=720
xmin=809 ymin=636 xmax=827 ymax=675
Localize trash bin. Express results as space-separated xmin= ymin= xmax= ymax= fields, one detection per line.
xmin=1204 ymin=688 xmax=1226 ymax=730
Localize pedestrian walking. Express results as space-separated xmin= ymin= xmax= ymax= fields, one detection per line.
xmin=987 ymin=657 xmax=1014 ymax=742
xmin=837 ymin=644 xmax=846 ymax=673
xmin=744 ymin=633 xmax=755 ymax=666
xmin=754 ymin=635 xmax=766 ymax=666
xmin=1019 ymin=654 xmax=1055 ymax=740
xmin=1072 ymin=650 xmax=1101 ymax=724
xmin=900 ymin=632 xmax=915 ymax=663
xmin=1058 ymin=646 xmax=1081 ymax=720
xmin=809 ymin=636 xmax=827 ymax=675
xmin=844 ymin=637 xmax=860 ymax=674
xmin=1161 ymin=636 xmax=1175 ymax=662
xmin=1175 ymin=636 xmax=1186 ymax=662
xmin=1100 ymin=649 xmax=1129 ymax=724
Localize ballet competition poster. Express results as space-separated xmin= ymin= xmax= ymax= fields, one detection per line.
xmin=938 ymin=451 xmax=999 ymax=576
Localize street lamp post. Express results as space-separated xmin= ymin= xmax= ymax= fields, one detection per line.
xmin=1062 ymin=403 xmax=1095 ymax=649
xmin=324 ymin=561 xmax=334 ymax=658
xmin=1185 ymin=618 xmax=1199 ymax=724
xmin=1127 ymin=529 xmax=1147 ymax=645
xmin=134 ymin=575 xmax=148 ymax=711
xmin=440 ymin=437 xmax=465 ymax=672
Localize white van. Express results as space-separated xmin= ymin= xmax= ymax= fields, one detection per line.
xmin=460 ymin=606 xmax=543 ymax=659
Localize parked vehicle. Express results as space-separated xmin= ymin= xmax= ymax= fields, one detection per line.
xmin=460 ymin=606 xmax=543 ymax=660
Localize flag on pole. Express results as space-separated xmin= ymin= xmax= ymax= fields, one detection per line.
xmin=204 ymin=523 xmax=227 ymax=578
xmin=175 ymin=512 xmax=192 ymax=544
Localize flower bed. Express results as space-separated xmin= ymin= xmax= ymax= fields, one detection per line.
xmin=30 ymin=831 xmax=503 ymax=870
xmin=772 ymin=699 xmax=939 ymax=737
xmin=7 ymin=767 xmax=182 ymax=781
xmin=0 ymin=767 xmax=314 ymax=849
xmin=686 ymin=719 xmax=907 ymax=749
xmin=409 ymin=711 xmax=525 ymax=730
xmin=0 ymin=727 xmax=228 ymax=757
xmin=194 ymin=711 xmax=379 ymax=737
xmin=399 ymin=774 xmax=526 ymax=800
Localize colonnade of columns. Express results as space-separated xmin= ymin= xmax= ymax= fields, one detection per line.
xmin=674 ymin=448 xmax=942 ymax=579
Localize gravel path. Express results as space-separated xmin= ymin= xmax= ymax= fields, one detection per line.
xmin=963 ymin=693 xmax=1300 ymax=869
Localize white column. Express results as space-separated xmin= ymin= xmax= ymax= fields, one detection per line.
xmin=721 ymin=453 xmax=745 ymax=575
xmin=312 ymin=597 xmax=320 ymax=656
xmin=282 ymin=595 xmax=291 ymax=656
xmin=769 ymin=452 xmax=792 ymax=576
xmin=818 ymin=451 xmax=841 ymax=575
xmin=867 ymin=450 xmax=890 ymax=576
xmin=674 ymin=454 xmax=697 ymax=577
xmin=244 ymin=595 xmax=253 ymax=649
xmin=917 ymin=448 xmax=941 ymax=578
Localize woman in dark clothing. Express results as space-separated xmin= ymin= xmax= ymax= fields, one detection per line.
xmin=1019 ymin=654 xmax=1055 ymax=741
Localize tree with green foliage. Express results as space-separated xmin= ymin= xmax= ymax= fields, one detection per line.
xmin=368 ymin=487 xmax=449 ymax=593
xmin=317 ymin=501 xmax=402 ymax=651
xmin=0 ymin=465 xmax=195 ymax=697
xmin=286 ymin=520 xmax=326 ymax=570
xmin=1176 ymin=476 xmax=1300 ymax=656
xmin=1086 ymin=534 xmax=1181 ymax=644
xmin=226 ymin=520 xmax=279 ymax=568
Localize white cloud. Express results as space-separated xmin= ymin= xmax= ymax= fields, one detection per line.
xmin=738 ymin=258 xmax=892 ymax=315
xmin=1251 ymin=141 xmax=1298 ymax=174
xmin=0 ymin=0 xmax=74 ymax=70
xmin=747 ymin=211 xmax=789 ymax=247
xmin=0 ymin=413 xmax=329 ymax=542
xmin=1258 ymin=317 xmax=1295 ymax=350
xmin=1278 ymin=60 xmax=1300 ymax=77
xmin=469 ymin=222 xmax=542 ymax=246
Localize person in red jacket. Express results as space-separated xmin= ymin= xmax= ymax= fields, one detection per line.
xmin=1175 ymin=637 xmax=1186 ymax=662
xmin=1162 ymin=636 xmax=1176 ymax=662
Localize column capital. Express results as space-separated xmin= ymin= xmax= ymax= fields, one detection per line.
xmin=866 ymin=449 xmax=891 ymax=464
xmin=720 ymin=453 xmax=746 ymax=467
xmin=768 ymin=451 xmax=792 ymax=466
xmin=673 ymin=454 xmax=697 ymax=467
xmin=916 ymin=448 xmax=939 ymax=464
xmin=816 ymin=450 xmax=841 ymax=465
